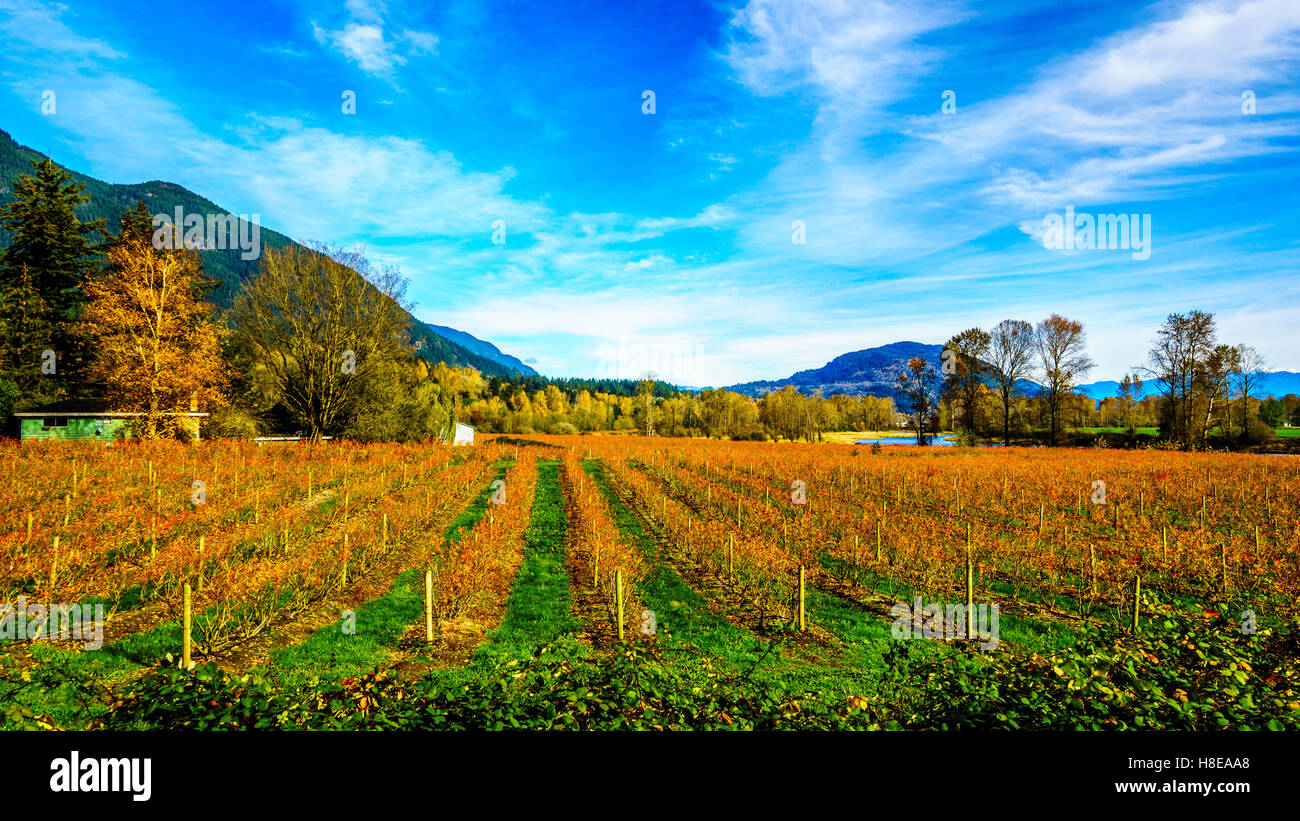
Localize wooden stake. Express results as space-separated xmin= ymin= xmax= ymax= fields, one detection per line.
xmin=1132 ymin=575 xmax=1141 ymax=634
xmin=425 ymin=569 xmax=434 ymax=642
xmin=1090 ymin=545 xmax=1097 ymax=597
xmin=616 ymin=569 xmax=625 ymax=642
xmin=797 ymin=564 xmax=806 ymax=631
xmin=341 ymin=534 xmax=350 ymax=585
xmin=50 ymin=536 xmax=59 ymax=589
xmin=965 ymin=525 xmax=974 ymax=639
xmin=183 ymin=582 xmax=192 ymax=667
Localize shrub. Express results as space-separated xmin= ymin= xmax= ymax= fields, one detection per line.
xmin=206 ymin=405 xmax=261 ymax=440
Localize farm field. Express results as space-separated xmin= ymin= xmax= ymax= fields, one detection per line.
xmin=2 ymin=435 xmax=1298 ymax=731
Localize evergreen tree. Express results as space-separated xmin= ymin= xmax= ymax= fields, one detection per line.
xmin=0 ymin=264 xmax=56 ymax=397
xmin=0 ymin=158 xmax=104 ymax=394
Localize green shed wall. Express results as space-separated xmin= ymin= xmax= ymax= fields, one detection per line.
xmin=20 ymin=417 xmax=126 ymax=442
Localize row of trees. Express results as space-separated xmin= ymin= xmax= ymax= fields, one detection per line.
xmin=894 ymin=314 xmax=1098 ymax=446
xmin=903 ymin=311 xmax=1282 ymax=449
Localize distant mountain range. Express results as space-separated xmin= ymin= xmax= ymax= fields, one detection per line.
xmin=726 ymin=342 xmax=946 ymax=398
xmin=727 ymin=341 xmax=1300 ymax=401
xmin=0 ymin=128 xmax=534 ymax=379
xmin=424 ymin=324 xmax=538 ymax=376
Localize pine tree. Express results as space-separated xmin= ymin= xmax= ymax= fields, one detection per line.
xmin=0 ymin=158 xmax=103 ymax=310
xmin=0 ymin=264 xmax=57 ymax=397
xmin=0 ymin=158 xmax=104 ymax=393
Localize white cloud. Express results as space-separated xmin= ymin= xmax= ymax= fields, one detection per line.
xmin=0 ymin=0 xmax=122 ymax=60
xmin=310 ymin=2 xmax=438 ymax=79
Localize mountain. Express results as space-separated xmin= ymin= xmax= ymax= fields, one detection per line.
xmin=0 ymin=128 xmax=527 ymax=379
xmin=1074 ymin=380 xmax=1163 ymax=401
xmin=425 ymin=324 xmax=538 ymax=376
xmin=731 ymin=336 xmax=1300 ymax=403
xmin=726 ymin=341 xmax=947 ymax=398
xmin=1078 ymin=372 xmax=1300 ymax=401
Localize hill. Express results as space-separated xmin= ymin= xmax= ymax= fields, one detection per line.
xmin=725 ymin=341 xmax=947 ymax=398
xmin=426 ymin=324 xmax=538 ymax=376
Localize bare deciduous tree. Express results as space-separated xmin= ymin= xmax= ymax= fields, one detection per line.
xmin=230 ymin=243 xmax=413 ymax=440
xmin=1035 ymin=314 xmax=1094 ymax=445
xmin=989 ymin=319 xmax=1035 ymax=445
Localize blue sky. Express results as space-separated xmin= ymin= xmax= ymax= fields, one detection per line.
xmin=2 ymin=0 xmax=1298 ymax=387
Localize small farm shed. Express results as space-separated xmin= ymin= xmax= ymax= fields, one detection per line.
xmin=14 ymin=400 xmax=208 ymax=442
xmin=446 ymin=422 xmax=474 ymax=446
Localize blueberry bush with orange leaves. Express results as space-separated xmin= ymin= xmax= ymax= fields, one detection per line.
xmin=562 ymin=450 xmax=645 ymax=639
xmin=539 ymin=435 xmax=1300 ymax=631
xmin=1 ymin=439 xmax=502 ymax=655
xmin=604 ymin=455 xmax=807 ymax=630
xmin=6 ymin=433 xmax=1298 ymax=731
xmin=426 ymin=451 xmax=538 ymax=623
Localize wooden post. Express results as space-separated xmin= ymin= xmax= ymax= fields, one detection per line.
xmin=183 ymin=582 xmax=192 ymax=667
xmin=425 ymin=569 xmax=434 ymax=642
xmin=197 ymin=535 xmax=205 ymax=593
xmin=616 ymin=569 xmax=625 ymax=642
xmin=382 ymin=513 xmax=388 ymax=545
xmin=798 ymin=564 xmax=806 ymax=631
xmin=50 ymin=536 xmax=59 ymax=589
xmin=1131 ymin=575 xmax=1141 ymax=634
xmin=965 ymin=525 xmax=974 ymax=639
xmin=876 ymin=520 xmax=882 ymax=562
xmin=1090 ymin=545 xmax=1096 ymax=597
xmin=727 ymin=533 xmax=733 ymax=579
xmin=1162 ymin=526 xmax=1168 ymax=562
xmin=150 ymin=515 xmax=157 ymax=561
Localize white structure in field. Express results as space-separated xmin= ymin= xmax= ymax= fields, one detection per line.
xmin=447 ymin=422 xmax=474 ymax=446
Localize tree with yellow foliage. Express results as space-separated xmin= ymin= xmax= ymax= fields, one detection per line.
xmin=81 ymin=236 xmax=226 ymax=439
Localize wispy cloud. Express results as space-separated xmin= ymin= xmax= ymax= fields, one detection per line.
xmin=310 ymin=0 xmax=438 ymax=79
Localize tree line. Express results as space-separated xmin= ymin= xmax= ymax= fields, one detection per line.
xmin=910 ymin=312 xmax=1289 ymax=448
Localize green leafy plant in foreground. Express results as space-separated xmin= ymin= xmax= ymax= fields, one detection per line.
xmin=893 ymin=597 xmax=1300 ymax=730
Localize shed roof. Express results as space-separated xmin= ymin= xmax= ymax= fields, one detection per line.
xmin=13 ymin=400 xmax=208 ymax=418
